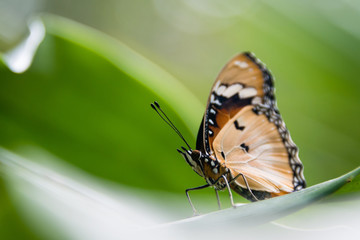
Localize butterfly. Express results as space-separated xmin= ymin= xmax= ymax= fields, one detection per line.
xmin=151 ymin=52 xmax=306 ymax=214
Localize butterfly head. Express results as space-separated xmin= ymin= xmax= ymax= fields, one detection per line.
xmin=176 ymin=147 xmax=205 ymax=177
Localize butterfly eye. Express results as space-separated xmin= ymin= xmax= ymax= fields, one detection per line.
xmin=190 ymin=150 xmax=201 ymax=161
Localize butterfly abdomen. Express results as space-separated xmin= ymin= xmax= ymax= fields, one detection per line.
xmin=230 ymin=183 xmax=272 ymax=202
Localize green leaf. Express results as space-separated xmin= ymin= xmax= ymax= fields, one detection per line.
xmin=0 ymin=148 xmax=169 ymax=240
xmin=334 ymin=174 xmax=360 ymax=195
xmin=0 ymin=15 xmax=205 ymax=194
xmin=42 ymin=14 xmax=204 ymax=134
xmin=158 ymin=167 xmax=360 ymax=230
xmin=1 ymin=148 xmax=359 ymax=240
xmin=0 ymin=180 xmax=41 ymax=240
xmin=0 ymin=15 xmax=206 ymax=240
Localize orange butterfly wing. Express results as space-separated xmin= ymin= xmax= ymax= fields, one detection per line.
xmin=197 ymin=52 xmax=305 ymax=200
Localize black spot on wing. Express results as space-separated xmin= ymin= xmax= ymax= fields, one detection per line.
xmin=240 ymin=143 xmax=249 ymax=152
xmin=234 ymin=120 xmax=245 ymax=130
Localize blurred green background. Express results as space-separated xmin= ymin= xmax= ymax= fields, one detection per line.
xmin=0 ymin=0 xmax=360 ymax=239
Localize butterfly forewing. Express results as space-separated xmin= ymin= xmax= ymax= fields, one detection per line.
xmin=200 ymin=53 xmax=274 ymax=154
xmin=199 ymin=52 xmax=305 ymax=199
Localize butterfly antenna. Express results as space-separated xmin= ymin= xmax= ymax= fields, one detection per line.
xmin=150 ymin=102 xmax=182 ymax=137
xmin=150 ymin=101 xmax=192 ymax=150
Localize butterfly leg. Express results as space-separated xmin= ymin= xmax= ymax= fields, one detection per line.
xmin=232 ymin=173 xmax=259 ymax=201
xmin=185 ymin=184 xmax=210 ymax=215
xmin=215 ymin=189 xmax=221 ymax=210
xmin=221 ymin=175 xmax=236 ymax=208
xmin=213 ymin=175 xmax=236 ymax=208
